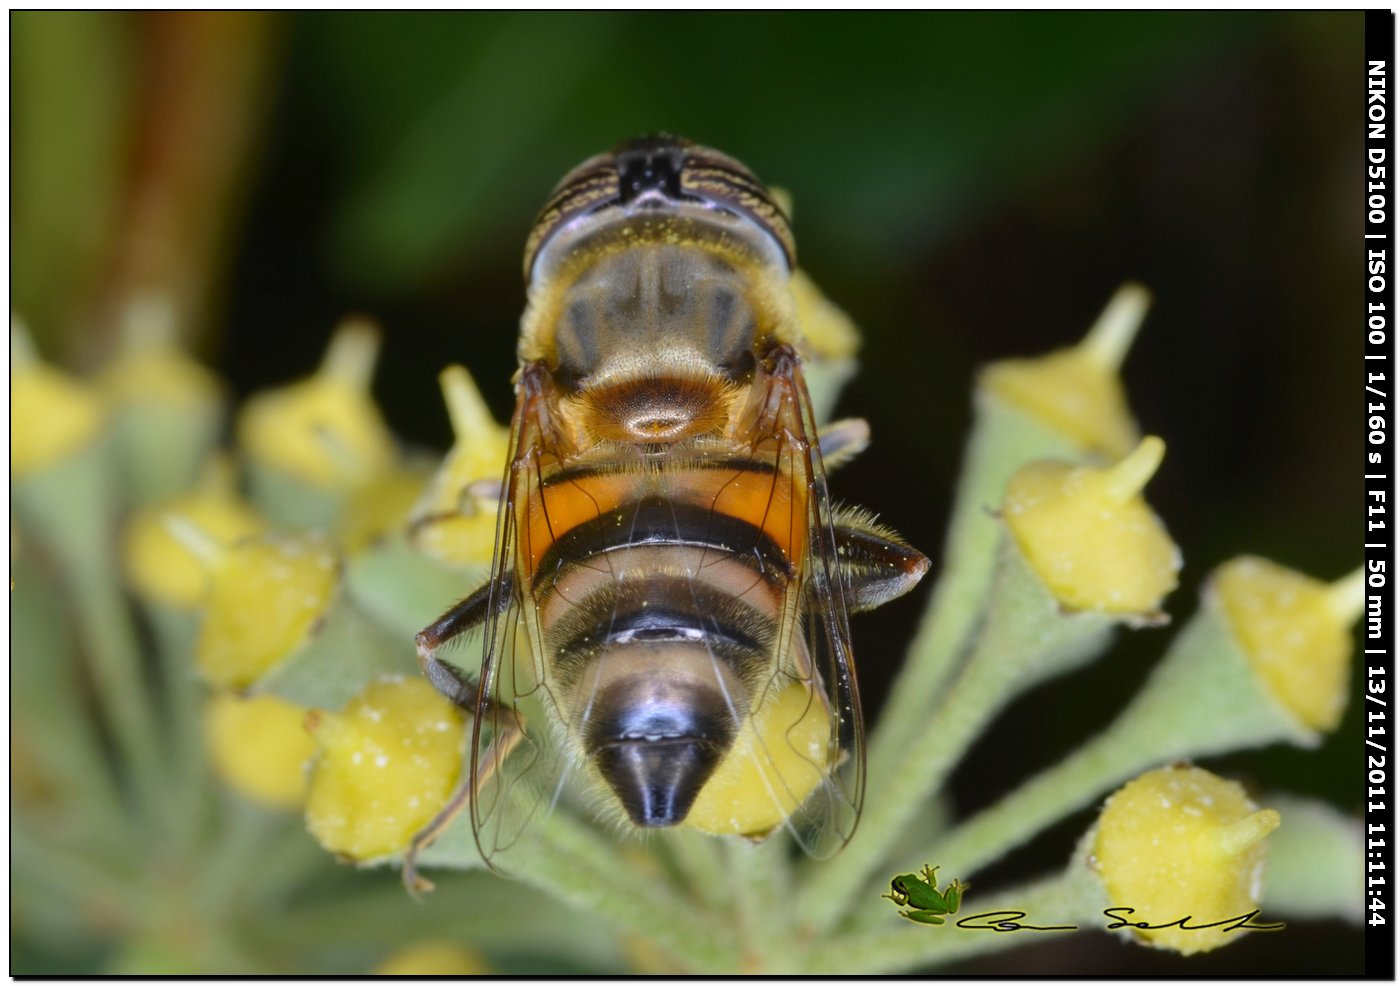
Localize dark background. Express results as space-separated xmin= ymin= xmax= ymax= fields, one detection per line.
xmin=14 ymin=10 xmax=1364 ymax=973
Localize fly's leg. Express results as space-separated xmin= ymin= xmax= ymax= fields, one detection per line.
xmin=403 ymin=712 xmax=525 ymax=894
xmin=414 ymin=582 xmax=494 ymax=709
xmin=816 ymin=417 xmax=870 ymax=472
xmin=404 ymin=782 xmax=472 ymax=896
xmin=404 ymin=581 xmax=520 ymax=894
xmin=407 ymin=477 xmax=504 ymax=540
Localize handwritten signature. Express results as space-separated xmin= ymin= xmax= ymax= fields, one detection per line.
xmin=954 ymin=908 xmax=1286 ymax=935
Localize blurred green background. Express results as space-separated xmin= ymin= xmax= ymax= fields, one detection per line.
xmin=13 ymin=10 xmax=1364 ymax=974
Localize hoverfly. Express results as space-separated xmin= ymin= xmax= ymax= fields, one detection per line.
xmin=408 ymin=135 xmax=928 ymax=877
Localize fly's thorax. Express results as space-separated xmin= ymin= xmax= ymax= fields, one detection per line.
xmin=559 ymin=244 xmax=763 ymax=373
xmin=523 ymin=236 xmax=797 ymax=403
xmin=518 ymin=137 xmax=802 ymax=424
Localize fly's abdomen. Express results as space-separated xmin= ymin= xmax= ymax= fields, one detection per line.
xmin=521 ymin=453 xmax=808 ymax=827
xmin=523 ymin=454 xmax=808 ymax=583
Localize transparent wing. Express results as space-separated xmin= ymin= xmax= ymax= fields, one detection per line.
xmin=723 ymin=346 xmax=865 ymax=859
xmin=468 ymin=367 xmax=577 ymax=874
xmin=785 ymin=351 xmax=865 ymax=857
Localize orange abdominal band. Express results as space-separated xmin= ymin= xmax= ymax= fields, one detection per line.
xmin=522 ymin=467 xmax=808 ymax=580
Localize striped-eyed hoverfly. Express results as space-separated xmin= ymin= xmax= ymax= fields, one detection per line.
xmin=408 ymin=135 xmax=928 ymax=878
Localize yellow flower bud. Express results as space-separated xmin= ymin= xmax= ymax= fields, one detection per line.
xmin=304 ymin=675 xmax=467 ymax=862
xmin=785 ymin=268 xmax=861 ymax=422
xmin=980 ymin=284 xmax=1148 ymax=457
xmin=1003 ymin=436 xmax=1180 ymax=615
xmin=96 ymin=298 xmax=226 ymax=502
xmin=11 ymin=317 xmax=105 ymax=476
xmin=205 ymin=692 xmax=317 ymax=809
xmin=1213 ymin=558 xmax=1361 ymax=733
xmin=1092 ymin=764 xmax=1281 ymax=955
xmin=374 ymin=941 xmax=491 ymax=976
xmin=340 ymin=464 xmax=432 ymax=556
xmin=438 ymin=364 xmax=509 ymax=482
xmin=195 ymin=532 xmax=340 ymax=689
xmin=410 ymin=499 xmax=497 ymax=570
xmin=98 ymin=297 xmax=222 ymax=408
xmin=122 ymin=461 xmax=265 ymax=608
xmin=100 ymin=347 xmax=219 ymax=406
xmin=791 ymin=268 xmax=860 ymax=362
xmin=410 ymin=365 xmax=508 ymax=567
xmin=685 ymin=681 xmax=830 ymax=838
xmin=237 ymin=318 xmax=395 ymax=488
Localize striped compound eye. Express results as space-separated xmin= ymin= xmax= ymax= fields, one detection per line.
xmin=671 ymin=141 xmax=795 ymax=265
xmin=522 ymin=134 xmax=795 ymax=281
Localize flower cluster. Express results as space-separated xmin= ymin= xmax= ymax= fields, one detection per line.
xmin=10 ymin=285 xmax=1362 ymax=974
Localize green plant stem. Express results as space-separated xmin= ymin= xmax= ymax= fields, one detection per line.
xmin=71 ymin=567 xmax=168 ymax=815
xmin=15 ymin=447 xmax=168 ymax=827
xmin=145 ymin=604 xmax=210 ymax=849
xmin=852 ymin=402 xmax=1084 ymax=934
xmin=13 ymin=821 xmax=148 ymax=912
xmin=868 ymin=401 xmax=1078 ymax=767
xmin=243 ymin=818 xmax=332 ymax=909
xmin=149 ymin=799 xmax=301 ymax=974
xmin=800 ymin=545 xmax=1111 ymax=933
xmin=1260 ymin=795 xmax=1364 ymax=924
xmin=199 ymin=798 xmax=290 ymax=904
xmin=513 ymin=812 xmax=740 ymax=972
xmin=883 ymin=601 xmax=1309 ymax=891
xmin=661 ymin=828 xmax=731 ymax=911
xmin=725 ymin=839 xmax=792 ymax=971
xmin=408 ymin=771 xmax=737 ymax=968
xmin=884 ymin=715 xmax=1146 ymax=892
xmin=12 ymin=552 xmax=130 ymax=835
xmin=255 ymin=873 xmax=624 ymax=969
xmin=803 ymin=637 xmax=1012 ymax=927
